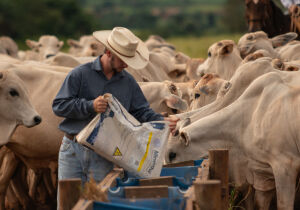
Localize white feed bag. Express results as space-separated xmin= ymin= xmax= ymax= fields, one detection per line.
xmin=77 ymin=93 xmax=169 ymax=178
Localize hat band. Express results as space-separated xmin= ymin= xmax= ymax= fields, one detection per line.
xmin=107 ymin=40 xmax=135 ymax=58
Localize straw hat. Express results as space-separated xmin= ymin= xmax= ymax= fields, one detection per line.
xmin=93 ymin=27 xmax=149 ymax=70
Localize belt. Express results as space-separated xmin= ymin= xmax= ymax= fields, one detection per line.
xmin=65 ymin=133 xmax=77 ymax=142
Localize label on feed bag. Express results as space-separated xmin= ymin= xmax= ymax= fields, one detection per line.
xmin=76 ymin=93 xmax=169 ymax=178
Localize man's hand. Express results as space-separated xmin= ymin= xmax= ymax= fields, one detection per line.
xmin=164 ymin=116 xmax=179 ymax=135
xmin=93 ymin=95 xmax=108 ymax=113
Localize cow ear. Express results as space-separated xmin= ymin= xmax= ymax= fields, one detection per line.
xmin=217 ymin=81 xmax=231 ymax=98
xmin=219 ymin=43 xmax=233 ymax=55
xmin=26 ymin=39 xmax=38 ymax=49
xmin=180 ymin=131 xmax=190 ymax=146
xmin=165 ymin=95 xmax=188 ymax=111
xmin=286 ymin=65 xmax=299 ymax=71
xmin=90 ymin=43 xmax=99 ymax=50
xmin=58 ymin=41 xmax=64 ymax=48
xmin=67 ymin=39 xmax=82 ymax=48
xmin=271 ymin=58 xmax=284 ymax=70
xmin=224 ymin=81 xmax=231 ymax=91
xmin=244 ymin=52 xmax=264 ymax=62
xmin=271 ymin=32 xmax=298 ymax=48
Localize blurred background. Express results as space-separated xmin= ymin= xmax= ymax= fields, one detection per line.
xmin=0 ymin=0 xmax=280 ymax=57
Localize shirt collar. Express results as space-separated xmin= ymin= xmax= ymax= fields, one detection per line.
xmin=92 ymin=56 xmax=125 ymax=77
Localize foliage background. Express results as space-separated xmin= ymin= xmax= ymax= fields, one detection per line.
xmin=0 ymin=0 xmax=246 ymax=39
xmin=0 ymin=0 xmax=283 ymax=57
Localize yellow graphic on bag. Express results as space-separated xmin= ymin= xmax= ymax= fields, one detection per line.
xmin=137 ymin=132 xmax=153 ymax=172
xmin=113 ymin=147 xmax=122 ymax=156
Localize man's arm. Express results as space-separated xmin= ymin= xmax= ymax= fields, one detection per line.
xmin=52 ymin=69 xmax=96 ymax=119
xmin=129 ymin=80 xmax=164 ymax=122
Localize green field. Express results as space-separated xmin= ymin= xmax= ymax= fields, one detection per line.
xmin=166 ymin=33 xmax=243 ymax=58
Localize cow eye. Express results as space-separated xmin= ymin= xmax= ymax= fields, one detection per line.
xmin=57 ymin=44 xmax=60 ymax=48
xmin=208 ymin=52 xmax=211 ymax=57
xmin=195 ymin=93 xmax=200 ymax=99
xmin=171 ymin=109 xmax=178 ymax=114
xmin=247 ymin=35 xmax=253 ymax=40
xmin=38 ymin=44 xmax=42 ymax=47
xmin=9 ymin=89 xmax=19 ymax=97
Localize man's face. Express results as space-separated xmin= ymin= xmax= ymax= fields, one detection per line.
xmin=110 ymin=54 xmax=128 ymax=73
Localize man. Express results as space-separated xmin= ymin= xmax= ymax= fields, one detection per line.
xmin=52 ymin=27 xmax=178 ymax=188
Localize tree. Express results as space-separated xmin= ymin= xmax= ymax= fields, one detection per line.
xmin=0 ymin=0 xmax=98 ymax=40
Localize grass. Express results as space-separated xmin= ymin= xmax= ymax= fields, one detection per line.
xmin=166 ymin=33 xmax=243 ymax=58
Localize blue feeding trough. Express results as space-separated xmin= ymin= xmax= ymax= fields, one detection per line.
xmin=124 ymin=165 xmax=199 ymax=185
xmin=107 ymin=186 xmax=186 ymax=199
xmin=93 ymin=197 xmax=186 ymax=210
xmin=93 ymin=159 xmax=205 ymax=210
xmin=115 ymin=176 xmax=192 ymax=190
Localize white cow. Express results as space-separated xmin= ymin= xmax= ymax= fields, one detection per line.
xmin=67 ymin=35 xmax=105 ymax=57
xmin=276 ymin=40 xmax=300 ymax=62
xmin=172 ymin=80 xmax=198 ymax=106
xmin=272 ymin=58 xmax=300 ymax=71
xmin=138 ymin=81 xmax=188 ymax=115
xmin=0 ymin=65 xmax=65 ymax=209
xmin=196 ymin=40 xmax=242 ymax=80
xmin=0 ymin=67 xmax=41 ymax=144
xmin=190 ymin=73 xmax=229 ymax=110
xmin=20 ymin=35 xmax=64 ymax=60
xmin=175 ymin=58 xmax=279 ymax=123
xmin=144 ymin=35 xmax=175 ymax=51
xmin=0 ymin=65 xmax=42 ymax=209
xmin=0 ymin=37 xmax=18 ymax=58
xmin=238 ymin=31 xmax=297 ymax=59
xmin=167 ymin=70 xmax=300 ymax=210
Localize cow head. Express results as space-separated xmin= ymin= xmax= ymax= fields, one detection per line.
xmin=238 ymin=31 xmax=297 ymax=59
xmin=197 ymin=40 xmax=241 ymax=80
xmin=238 ymin=31 xmax=272 ymax=58
xmin=0 ymin=69 xmax=41 ymax=145
xmin=161 ymin=81 xmax=188 ymax=114
xmin=68 ymin=35 xmax=105 ymax=57
xmin=26 ymin=35 xmax=64 ymax=60
xmin=190 ymin=74 xmax=230 ymax=110
xmin=165 ymin=116 xmax=209 ymax=163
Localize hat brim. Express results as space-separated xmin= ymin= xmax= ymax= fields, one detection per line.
xmin=93 ymin=30 xmax=149 ymax=70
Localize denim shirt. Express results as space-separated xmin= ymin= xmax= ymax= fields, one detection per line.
xmin=52 ymin=56 xmax=163 ymax=135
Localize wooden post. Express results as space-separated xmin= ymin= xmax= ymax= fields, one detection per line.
xmin=193 ymin=180 xmax=221 ymax=210
xmin=72 ymin=199 xmax=93 ymax=210
xmin=209 ymin=149 xmax=229 ymax=210
xmin=59 ymin=178 xmax=81 ymax=210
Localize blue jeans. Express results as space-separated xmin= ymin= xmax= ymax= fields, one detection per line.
xmin=57 ymin=136 xmax=113 ymax=209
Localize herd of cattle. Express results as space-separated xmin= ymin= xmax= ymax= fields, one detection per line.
xmin=0 ymin=30 xmax=300 ymax=210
